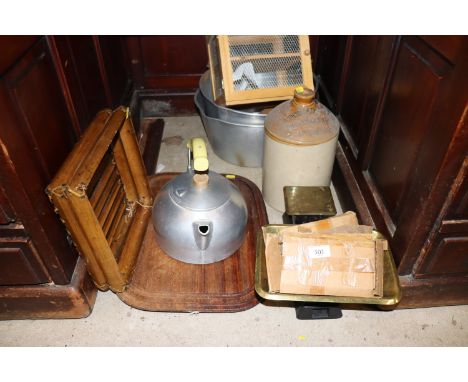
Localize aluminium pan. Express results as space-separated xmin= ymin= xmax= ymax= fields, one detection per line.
xmin=199 ymin=71 xmax=266 ymax=126
xmin=195 ymin=89 xmax=264 ymax=168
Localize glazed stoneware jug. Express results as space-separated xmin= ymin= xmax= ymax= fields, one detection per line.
xmin=262 ymin=87 xmax=340 ymax=211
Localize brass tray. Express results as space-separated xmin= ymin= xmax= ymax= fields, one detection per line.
xmin=255 ymin=225 xmax=402 ymax=306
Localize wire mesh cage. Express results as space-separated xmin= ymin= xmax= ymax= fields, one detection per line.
xmin=207 ymin=35 xmax=314 ymax=106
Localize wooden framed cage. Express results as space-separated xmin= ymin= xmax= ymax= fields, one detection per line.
xmin=207 ymin=35 xmax=314 ymax=106
xmin=47 ymin=107 xmax=152 ymax=293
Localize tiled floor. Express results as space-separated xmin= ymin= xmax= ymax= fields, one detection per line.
xmin=1 ymin=116 xmax=467 ymax=346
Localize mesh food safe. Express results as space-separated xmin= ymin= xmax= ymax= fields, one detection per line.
xmin=207 ymin=35 xmax=314 ymax=106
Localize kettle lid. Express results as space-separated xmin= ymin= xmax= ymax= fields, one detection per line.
xmin=168 ymin=170 xmax=232 ymax=211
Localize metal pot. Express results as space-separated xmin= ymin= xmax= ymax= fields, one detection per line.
xmin=199 ymin=71 xmax=265 ymax=125
xmin=195 ymin=90 xmax=264 ymax=168
xmin=152 ymin=138 xmax=248 ymax=264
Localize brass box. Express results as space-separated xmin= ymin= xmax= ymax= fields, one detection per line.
xmin=283 ymin=186 xmax=337 ymax=224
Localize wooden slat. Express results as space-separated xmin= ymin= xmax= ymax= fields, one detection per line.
xmin=93 ymin=169 xmax=119 ymax=218
xmin=230 ymin=52 xmax=301 ymax=61
xmin=117 ymin=205 xmax=151 ymax=283
xmin=50 ymin=194 xmax=108 ymax=289
xmin=207 ymin=36 xmax=219 ymax=102
xmin=102 ymin=187 xmax=125 ymax=236
xmin=69 ymin=195 xmax=126 ymax=292
xmin=109 ymin=206 xmax=132 ymax=255
xmin=97 ymin=177 xmax=121 ymax=225
xmin=89 ymin=160 xmax=115 ymax=208
xmin=224 ymin=86 xmax=301 ymax=105
xmin=299 ymin=35 xmax=314 ymax=91
xmin=227 ymin=35 xmax=283 ymax=45
xmin=218 ymin=35 xmax=235 ymax=107
xmin=70 ymin=107 xmax=127 ymax=188
xmin=119 ymin=117 xmax=152 ymax=206
xmin=113 ymin=138 xmax=138 ymax=201
xmin=106 ymin=196 xmax=127 ymax=242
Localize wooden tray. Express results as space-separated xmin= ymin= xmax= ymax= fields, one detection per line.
xmin=118 ymin=173 xmax=268 ymax=312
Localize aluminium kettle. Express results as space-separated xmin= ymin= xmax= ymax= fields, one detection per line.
xmin=152 ymin=138 xmax=248 ymax=264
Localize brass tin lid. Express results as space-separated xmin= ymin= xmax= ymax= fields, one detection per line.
xmin=284 ymin=186 xmax=337 ymax=216
xmin=264 ymin=87 xmax=340 ymax=146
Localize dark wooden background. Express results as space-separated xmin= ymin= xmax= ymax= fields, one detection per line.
xmin=0 ymin=36 xmax=128 ymax=318
xmin=0 ymin=35 xmax=466 ymax=318
xmin=316 ymin=36 xmax=468 ymax=307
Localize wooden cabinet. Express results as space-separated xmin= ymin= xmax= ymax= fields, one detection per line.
xmin=317 ymin=35 xmax=468 ymax=307
xmin=1 ymin=35 xmax=465 ymax=316
xmin=125 ymin=36 xmax=209 ymax=116
xmin=126 ymin=35 xmax=208 ymax=90
xmin=47 ymin=36 xmax=131 ymax=134
xmin=0 ymin=36 xmax=130 ymax=319
xmin=0 ymin=226 xmax=49 ymax=286
xmin=416 ymin=158 xmax=468 ymax=277
xmin=0 ymin=37 xmax=77 ymax=285
xmin=97 ymin=36 xmax=131 ymax=108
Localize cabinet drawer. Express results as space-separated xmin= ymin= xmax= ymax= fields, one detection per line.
xmin=0 ymin=237 xmax=50 ymax=286
xmin=420 ymin=236 xmax=468 ymax=277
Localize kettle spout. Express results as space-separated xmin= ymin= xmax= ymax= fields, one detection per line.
xmin=192 ymin=221 xmax=213 ymax=251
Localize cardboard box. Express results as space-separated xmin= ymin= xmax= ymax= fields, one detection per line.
xmin=281 ymin=211 xmax=359 ymax=235
xmin=263 ymin=212 xmax=385 ymax=298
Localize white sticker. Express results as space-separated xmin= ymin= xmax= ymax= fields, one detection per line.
xmin=307 ymin=245 xmax=331 ymax=259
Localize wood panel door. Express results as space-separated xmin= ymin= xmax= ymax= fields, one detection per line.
xmin=313 ymin=35 xmax=468 ymax=306
xmin=338 ymin=36 xmax=396 ymax=158
xmin=0 ymin=225 xmax=50 ymax=286
xmin=320 ymin=35 xmax=468 ymax=284
xmin=96 ymin=36 xmax=131 ymax=107
xmin=0 ymin=184 xmax=15 ymax=225
xmin=364 ymin=36 xmax=467 ymax=275
xmin=415 ymin=154 xmax=468 ymax=277
xmin=0 ymin=37 xmax=78 ymax=285
xmin=315 ymin=36 xmax=348 ymax=112
xmin=126 ymin=36 xmax=208 ymax=90
xmin=47 ymin=36 xmax=131 ymax=134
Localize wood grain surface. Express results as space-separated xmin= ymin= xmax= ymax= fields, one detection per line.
xmin=319 ymin=35 xmax=468 ymax=307
xmin=119 ymin=173 xmax=269 ymax=312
